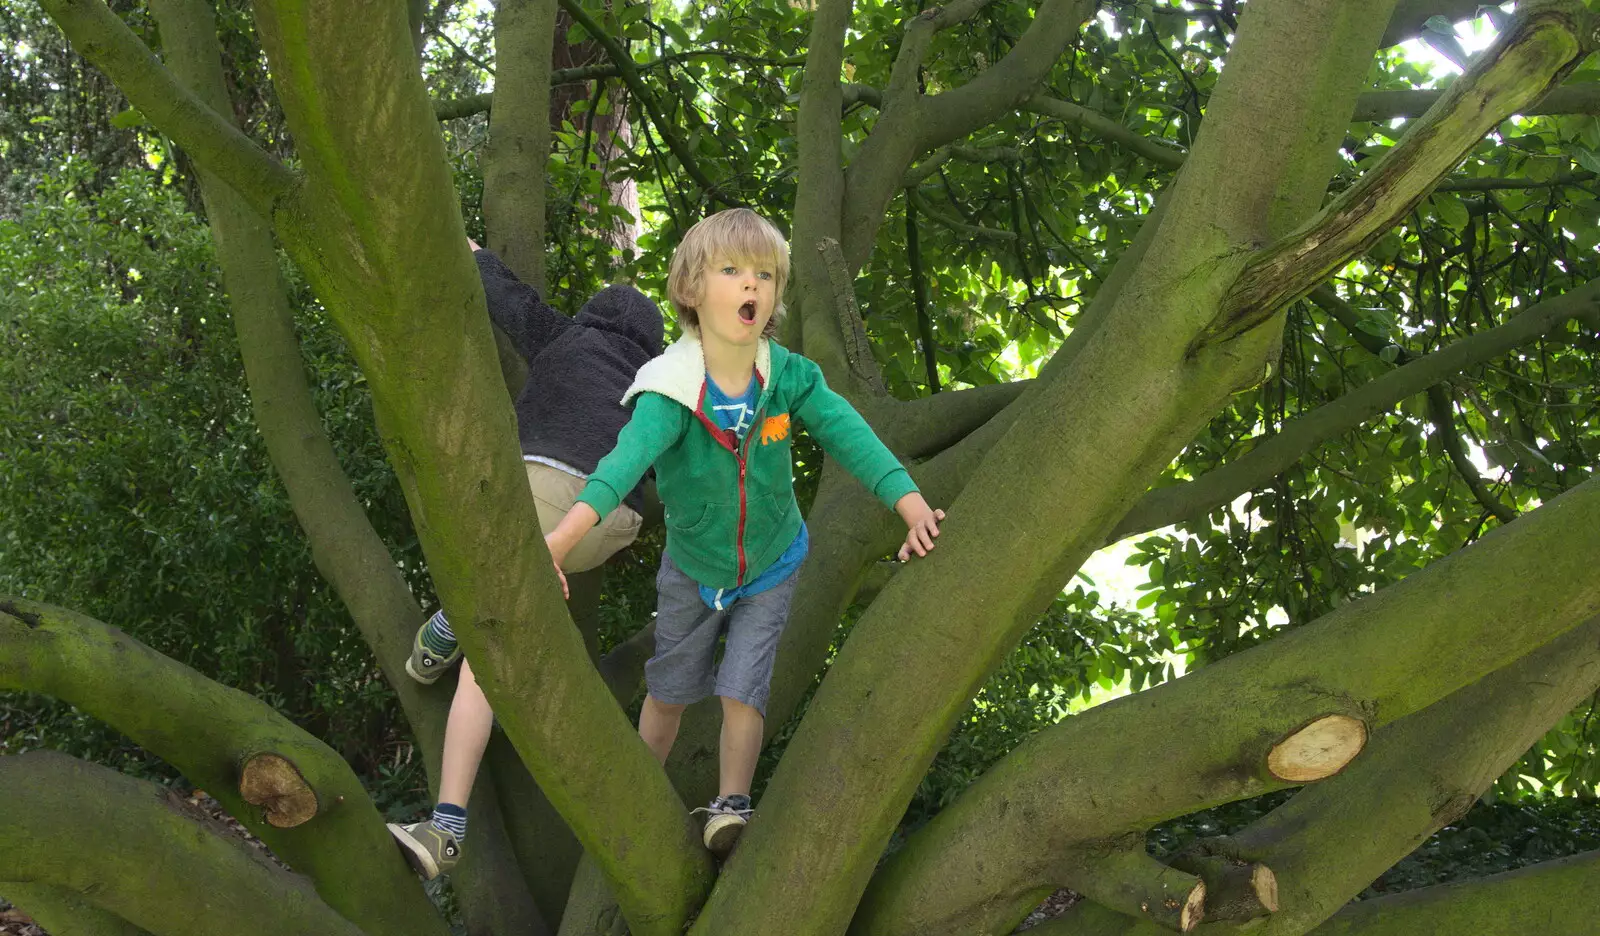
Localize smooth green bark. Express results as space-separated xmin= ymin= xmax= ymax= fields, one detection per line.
xmin=0 ymin=753 xmax=365 ymax=936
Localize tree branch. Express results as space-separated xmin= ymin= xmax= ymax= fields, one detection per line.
xmin=0 ymin=598 xmax=449 ymax=936
xmin=1066 ymin=845 xmax=1206 ymax=933
xmin=555 ymin=0 xmax=724 ymax=202
xmin=1164 ymin=849 xmax=1279 ymax=923
xmin=484 ymin=0 xmax=560 ymax=290
xmin=838 ymin=0 xmax=1095 ymax=269
xmin=914 ymin=0 xmax=1098 ymax=153
xmin=902 ymin=143 xmax=1022 ymax=187
xmin=907 ymin=187 xmax=1017 ymax=241
xmin=0 ymin=752 xmax=367 ymax=936
xmin=1436 ymin=169 xmax=1597 ymax=191
xmin=873 ymin=379 xmax=1031 ymax=459
xmin=1025 ymin=96 xmax=1187 ymax=169
xmin=1380 ymin=0 xmax=1498 ymax=48
xmin=1110 ymin=277 xmax=1599 ymax=543
xmin=1352 ymin=79 xmax=1600 ymax=122
xmin=40 ymin=0 xmax=296 ymax=220
xmin=906 ymin=195 xmax=940 ymax=392
xmin=1198 ymin=0 xmax=1595 ymax=349
xmin=885 ymin=0 xmax=998 ymax=104
xmin=1304 ymin=849 xmax=1600 ymax=936
xmin=842 ymin=81 xmax=883 ymax=111
xmin=597 ymin=622 xmax=655 ymax=704
xmin=1429 ymin=383 xmax=1518 ymax=523
xmin=1040 ymin=612 xmax=1600 ymax=936
xmin=1032 ymin=849 xmax=1600 ymax=936
xmin=850 ymin=474 xmax=1600 ymax=936
xmin=818 ymin=236 xmax=889 ymax=397
xmin=0 ymin=885 xmax=150 ymax=936
xmin=1193 ymin=612 xmax=1600 ymax=936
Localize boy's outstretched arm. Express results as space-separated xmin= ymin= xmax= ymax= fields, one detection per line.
xmin=895 ymin=493 xmax=945 ymax=562
xmin=471 ymin=241 xmax=570 ymax=364
xmin=545 ymin=502 xmax=600 ymax=571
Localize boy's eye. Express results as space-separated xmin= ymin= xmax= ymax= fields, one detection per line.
xmin=757 ymin=271 xmax=773 ymax=280
xmin=721 ymin=266 xmax=737 ymax=275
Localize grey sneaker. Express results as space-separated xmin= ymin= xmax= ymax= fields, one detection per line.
xmin=694 ymin=794 xmax=753 ymax=857
xmin=388 ymin=820 xmax=461 ymax=880
xmin=404 ymin=611 xmax=460 ymax=685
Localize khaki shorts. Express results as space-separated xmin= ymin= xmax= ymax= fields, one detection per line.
xmin=526 ymin=462 xmax=641 ymax=574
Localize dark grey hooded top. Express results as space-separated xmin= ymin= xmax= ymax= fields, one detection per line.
xmin=476 ymin=248 xmax=664 ymax=515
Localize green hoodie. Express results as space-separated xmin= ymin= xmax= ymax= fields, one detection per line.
xmin=576 ymin=335 xmax=917 ymax=589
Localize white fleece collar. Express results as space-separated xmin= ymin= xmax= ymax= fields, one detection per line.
xmin=622 ymin=332 xmax=771 ymax=410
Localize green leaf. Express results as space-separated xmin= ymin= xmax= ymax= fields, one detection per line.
xmin=1574 ymin=148 xmax=1600 ymax=176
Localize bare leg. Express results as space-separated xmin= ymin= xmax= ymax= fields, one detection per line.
xmin=437 ymin=659 xmax=494 ymax=807
xmin=719 ymin=695 xmax=764 ymax=798
xmin=639 ymin=695 xmax=687 ymax=765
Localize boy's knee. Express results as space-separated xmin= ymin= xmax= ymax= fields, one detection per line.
xmin=645 ymin=695 xmax=688 ymax=718
xmin=719 ymin=694 xmax=762 ymax=718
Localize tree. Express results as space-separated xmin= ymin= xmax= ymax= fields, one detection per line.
xmin=4 ymin=1 xmax=1600 ymax=935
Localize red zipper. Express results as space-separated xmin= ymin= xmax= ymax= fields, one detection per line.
xmin=693 ymin=382 xmax=754 ymax=585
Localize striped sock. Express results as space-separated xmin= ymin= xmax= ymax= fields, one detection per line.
xmin=420 ymin=610 xmax=457 ymax=657
xmin=432 ymin=802 xmax=468 ymax=841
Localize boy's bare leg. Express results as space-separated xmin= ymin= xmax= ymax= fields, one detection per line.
xmin=719 ymin=695 xmax=764 ymax=798
xmin=438 ymin=659 xmax=495 ymax=807
xmin=639 ymin=695 xmax=687 ymax=764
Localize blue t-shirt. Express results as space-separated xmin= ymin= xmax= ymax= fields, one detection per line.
xmin=699 ymin=373 xmax=808 ymax=610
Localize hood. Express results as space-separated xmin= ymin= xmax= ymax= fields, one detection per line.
xmin=622 ymin=334 xmax=774 ymax=411
xmin=574 ymin=284 xmax=666 ymax=357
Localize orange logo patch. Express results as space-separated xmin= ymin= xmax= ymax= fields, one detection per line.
xmin=759 ymin=413 xmax=790 ymax=445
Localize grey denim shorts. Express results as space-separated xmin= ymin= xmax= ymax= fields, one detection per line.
xmin=645 ymin=552 xmax=799 ymax=715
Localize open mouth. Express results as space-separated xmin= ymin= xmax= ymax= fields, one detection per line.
xmin=738 ymin=300 xmax=758 ymax=325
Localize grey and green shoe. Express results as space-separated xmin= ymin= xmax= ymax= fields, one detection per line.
xmin=388 ymin=820 xmax=462 ymax=880
xmin=405 ymin=611 xmax=461 ymax=685
xmin=693 ymin=794 xmax=754 ymax=858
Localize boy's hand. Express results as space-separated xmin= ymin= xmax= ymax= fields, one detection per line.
xmin=894 ymin=492 xmax=945 ymax=561
xmin=544 ymin=502 xmax=600 ymax=597
xmin=551 ymin=558 xmax=569 ymax=599
xmin=468 ymin=237 xmax=481 ymax=251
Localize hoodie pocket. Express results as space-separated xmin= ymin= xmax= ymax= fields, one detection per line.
xmin=666 ymin=501 xmax=719 ymax=538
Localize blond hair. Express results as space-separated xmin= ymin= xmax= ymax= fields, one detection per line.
xmin=666 ymin=208 xmax=789 ymax=337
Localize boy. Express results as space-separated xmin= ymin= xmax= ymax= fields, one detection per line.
xmin=388 ymin=240 xmax=665 ymax=879
xmin=544 ymin=208 xmax=944 ymax=856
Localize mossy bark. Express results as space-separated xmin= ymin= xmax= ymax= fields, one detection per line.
xmin=0 ymin=599 xmax=446 ymax=936
xmin=0 ymin=884 xmax=151 ymax=936
xmin=0 ymin=753 xmax=365 ymax=936
xmin=851 ymin=475 xmax=1600 ymax=935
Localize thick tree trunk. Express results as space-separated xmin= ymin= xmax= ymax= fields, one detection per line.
xmin=144 ymin=2 xmax=547 ymax=931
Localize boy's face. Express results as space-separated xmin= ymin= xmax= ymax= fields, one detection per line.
xmin=694 ymin=254 xmax=776 ymax=349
